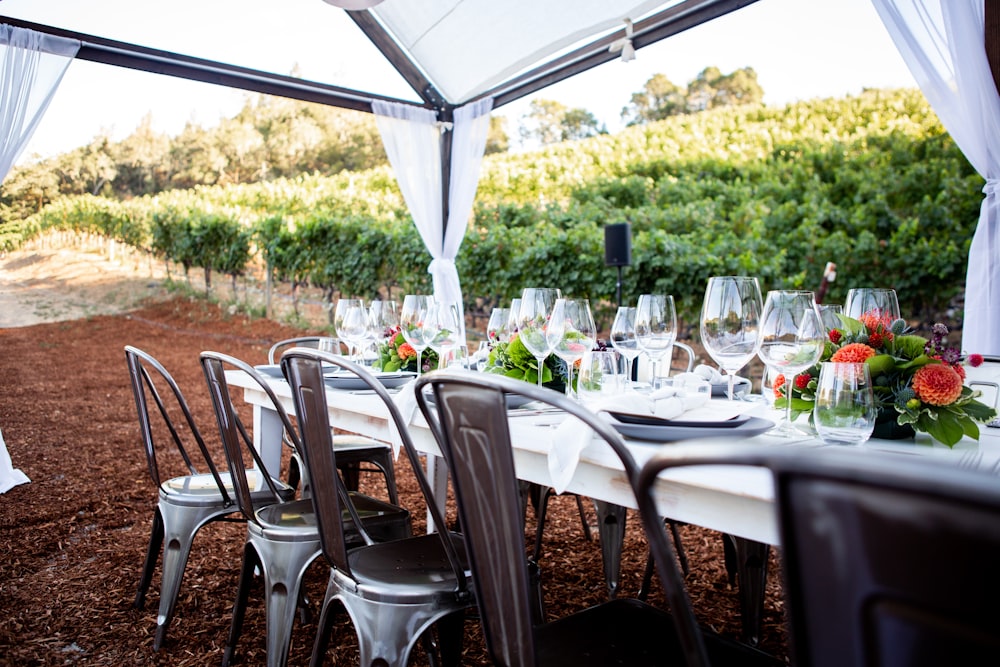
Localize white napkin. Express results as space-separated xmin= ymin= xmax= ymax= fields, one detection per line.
xmin=548 ymin=382 xmax=740 ymax=494
xmin=0 ymin=428 xmax=30 ymax=494
xmin=679 ymin=364 xmax=750 ymax=390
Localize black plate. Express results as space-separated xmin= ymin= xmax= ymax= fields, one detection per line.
xmin=608 ymin=412 xmax=752 ymax=429
xmin=609 ymin=415 xmax=774 ymax=442
xmin=323 ymin=370 xmax=415 ymax=390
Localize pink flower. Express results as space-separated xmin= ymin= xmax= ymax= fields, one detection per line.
xmin=969 ymin=353 xmax=984 ymax=367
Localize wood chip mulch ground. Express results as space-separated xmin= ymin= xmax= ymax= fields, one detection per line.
xmin=0 ymin=297 xmax=789 ymax=665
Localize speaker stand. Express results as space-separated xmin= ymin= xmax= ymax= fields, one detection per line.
xmin=616 ymin=265 xmax=623 ymax=309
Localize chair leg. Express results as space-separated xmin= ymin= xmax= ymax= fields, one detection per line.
xmin=638 ymin=520 xmax=690 ymax=601
xmin=134 ymin=509 xmax=164 ymax=610
xmin=435 ymin=609 xmax=466 ymax=667
xmin=223 ymin=544 xmax=259 ymax=667
xmin=532 ymin=486 xmax=552 ymax=561
xmin=346 ymin=598 xmax=453 ymax=667
xmin=725 ymin=535 xmax=771 ymax=648
xmin=259 ymin=539 xmax=321 ymax=667
xmin=573 ymin=493 xmax=592 ymax=542
xmin=308 ymin=579 xmax=339 ymax=667
xmin=154 ymin=504 xmax=219 ymax=651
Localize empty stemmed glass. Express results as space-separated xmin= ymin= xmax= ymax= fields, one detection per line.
xmin=368 ymin=299 xmax=399 ymax=363
xmin=610 ymin=306 xmax=641 ymax=390
xmin=517 ymin=288 xmax=561 ymax=387
xmin=334 ymin=298 xmax=368 ymax=362
xmin=844 ymin=287 xmax=900 ymax=323
xmin=486 ymin=307 xmax=511 ymax=345
xmin=423 ymin=301 xmax=463 ymax=369
xmin=635 ymin=294 xmax=677 ymax=390
xmin=757 ymin=290 xmax=825 ymax=436
xmin=700 ymin=276 xmax=763 ymax=400
xmin=546 ymin=298 xmax=597 ymax=400
xmin=506 ymin=298 xmax=522 ymax=338
xmin=400 ymin=294 xmax=434 ymax=376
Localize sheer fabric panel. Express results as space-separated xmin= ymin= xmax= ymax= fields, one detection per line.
xmin=871 ymin=0 xmax=1000 ymax=354
xmin=0 ymin=25 xmax=80 ymax=181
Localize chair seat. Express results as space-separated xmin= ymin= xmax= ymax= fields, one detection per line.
xmin=253 ymin=494 xmax=411 ymax=544
xmin=331 ymin=434 xmax=391 ymax=452
xmin=346 ymin=533 xmax=469 ymax=601
xmin=536 ymin=598 xmax=779 ymax=667
xmin=161 ymin=469 xmax=293 ymax=507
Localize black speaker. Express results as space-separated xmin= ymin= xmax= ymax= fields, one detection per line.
xmin=604 ymin=223 xmax=632 ymax=267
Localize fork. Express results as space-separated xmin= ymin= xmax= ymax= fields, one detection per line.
xmin=956 ymin=449 xmax=983 ymax=470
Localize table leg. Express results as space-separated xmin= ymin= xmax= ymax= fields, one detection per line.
xmin=252 ymin=402 xmax=283 ymax=475
xmin=593 ymin=500 xmax=627 ymax=599
xmin=424 ymin=453 xmax=449 ymax=534
xmin=723 ymin=534 xmax=770 ymax=647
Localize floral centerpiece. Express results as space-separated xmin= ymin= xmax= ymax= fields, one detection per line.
xmin=482 ymin=333 xmax=567 ymax=390
xmin=775 ymin=313 xmax=996 ymax=447
xmin=373 ymin=325 xmax=438 ymax=373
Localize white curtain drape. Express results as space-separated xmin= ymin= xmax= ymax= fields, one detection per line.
xmin=870 ymin=0 xmax=1000 ymax=354
xmin=373 ymin=98 xmax=493 ymax=328
xmin=0 ymin=25 xmax=80 ymax=182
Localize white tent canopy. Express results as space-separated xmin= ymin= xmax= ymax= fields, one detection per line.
xmin=1 ymin=0 xmax=999 ymax=352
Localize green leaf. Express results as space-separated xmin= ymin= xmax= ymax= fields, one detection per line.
xmin=960 ymin=398 xmax=997 ymax=422
xmin=918 ymin=410 xmax=964 ymax=447
xmin=865 ymin=354 xmax=896 ymax=378
xmin=894 ymin=335 xmax=928 ymax=360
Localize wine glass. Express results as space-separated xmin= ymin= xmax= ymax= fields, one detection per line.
xmin=423 ymin=301 xmax=463 ymax=369
xmin=486 ymin=307 xmax=511 ymax=345
xmin=635 ymin=294 xmax=677 ymax=390
xmin=700 ymin=276 xmax=763 ymax=400
xmin=757 ymin=290 xmax=825 ymax=436
xmin=610 ymin=306 xmax=641 ymax=390
xmin=368 ymin=299 xmax=399 ymax=366
xmin=817 ymin=303 xmax=843 ymax=332
xmin=400 ymin=294 xmax=434 ymax=376
xmin=546 ymin=298 xmax=597 ymax=400
xmin=334 ymin=298 xmax=367 ymax=362
xmin=517 ymin=288 xmax=561 ymax=387
xmin=506 ymin=298 xmax=522 ymax=338
xmin=844 ymin=287 xmax=900 ymax=325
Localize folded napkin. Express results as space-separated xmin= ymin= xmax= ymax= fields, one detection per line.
xmin=0 ymin=428 xmax=30 ymax=494
xmin=547 ymin=382 xmax=744 ymax=495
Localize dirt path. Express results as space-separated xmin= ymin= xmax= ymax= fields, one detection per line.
xmin=0 ymin=247 xmax=173 ymax=327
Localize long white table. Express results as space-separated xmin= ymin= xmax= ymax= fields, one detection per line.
xmin=228 ymin=367 xmax=1000 ymax=547
xmin=228 ymin=366 xmax=1000 ymax=645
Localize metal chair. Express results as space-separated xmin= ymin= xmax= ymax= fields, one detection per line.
xmin=269 ymin=335 xmax=399 ymax=502
xmin=280 ymin=348 xmax=474 ymax=667
xmin=415 ymin=370 xmax=777 ymax=667
xmin=125 ymin=345 xmax=279 ymax=651
xmin=200 ymin=351 xmax=411 ymax=667
xmin=635 ymin=443 xmax=1000 ymax=667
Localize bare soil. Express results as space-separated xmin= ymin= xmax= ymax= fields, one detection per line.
xmin=0 ymin=248 xmax=788 ymax=665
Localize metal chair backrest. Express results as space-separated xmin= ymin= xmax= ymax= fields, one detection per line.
xmin=635 ymin=444 xmax=1000 ymax=667
xmin=414 ymin=370 xmax=706 ymax=666
xmin=125 ymin=345 xmax=228 ymax=501
xmin=267 ymin=336 xmax=340 ymax=364
xmin=280 ymin=348 xmax=466 ymax=587
xmin=199 ymin=351 xmax=299 ymax=523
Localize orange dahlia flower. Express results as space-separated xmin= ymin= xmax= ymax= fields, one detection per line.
xmin=912 ymin=364 xmax=963 ymax=406
xmin=397 ymin=343 xmax=416 ymax=360
xmin=830 ymin=343 xmax=877 ymax=364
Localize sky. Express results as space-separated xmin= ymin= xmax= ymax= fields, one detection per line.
xmin=4 ymin=0 xmax=918 ymax=166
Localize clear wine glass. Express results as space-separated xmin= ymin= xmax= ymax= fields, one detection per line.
xmin=635 ymin=294 xmax=677 ymax=390
xmin=757 ymin=290 xmax=825 ymax=436
xmin=334 ymin=298 xmax=367 ymax=362
xmin=700 ymin=276 xmax=763 ymax=400
xmin=400 ymin=294 xmax=434 ymax=376
xmin=610 ymin=306 xmax=641 ymax=390
xmin=368 ymin=299 xmax=399 ymax=366
xmin=487 ymin=307 xmax=511 ymax=345
xmin=545 ymin=298 xmax=597 ymax=400
xmin=423 ymin=301 xmax=463 ymax=369
xmin=517 ymin=288 xmax=561 ymax=387
xmin=844 ymin=287 xmax=900 ymax=324
xmin=506 ymin=298 xmax=522 ymax=338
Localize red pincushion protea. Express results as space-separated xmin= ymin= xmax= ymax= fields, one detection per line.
xmin=795 ymin=373 xmax=811 ymax=389
xmin=828 ymin=329 xmax=843 ymax=344
xmin=912 ymin=364 xmax=963 ymax=406
xmin=831 ymin=343 xmax=877 ymax=364
xmin=969 ymin=353 xmax=984 ymax=367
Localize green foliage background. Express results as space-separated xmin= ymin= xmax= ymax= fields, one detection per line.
xmin=1 ymin=88 xmax=982 ymax=329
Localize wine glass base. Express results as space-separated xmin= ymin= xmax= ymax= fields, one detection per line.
xmin=770 ymin=420 xmax=812 ymax=438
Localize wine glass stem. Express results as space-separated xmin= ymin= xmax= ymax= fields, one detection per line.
xmin=727 ymin=373 xmax=736 ymax=401
xmin=624 ymin=357 xmax=633 ymax=387
xmin=536 ymin=356 xmax=545 ymax=387
xmin=416 ymin=350 xmax=423 ymax=377
xmin=565 ymin=363 xmax=574 ymax=399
